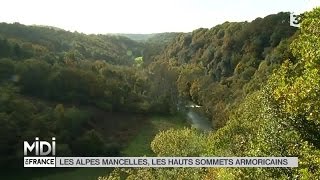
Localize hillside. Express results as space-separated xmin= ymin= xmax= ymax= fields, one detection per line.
xmin=0 ymin=23 xmax=153 ymax=170
xmin=1 ymin=8 xmax=320 ymax=180
xmin=113 ymin=34 xmax=154 ymax=42
xmin=149 ymin=12 xmax=297 ymax=127
xmin=113 ymin=32 xmax=180 ymax=43
xmin=0 ymin=23 xmax=144 ymax=65
xmin=103 ymin=8 xmax=320 ymax=179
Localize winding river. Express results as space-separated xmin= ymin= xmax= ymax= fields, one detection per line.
xmin=186 ymin=110 xmax=213 ymax=131
xmin=181 ymin=102 xmax=213 ymax=131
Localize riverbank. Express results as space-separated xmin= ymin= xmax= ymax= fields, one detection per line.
xmin=122 ymin=115 xmax=188 ymax=156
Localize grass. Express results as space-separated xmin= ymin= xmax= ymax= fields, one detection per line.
xmin=121 ymin=115 xmax=188 ymax=157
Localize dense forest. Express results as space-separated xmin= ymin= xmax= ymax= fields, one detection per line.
xmin=0 ymin=8 xmax=319 ymax=179
xmin=104 ymin=9 xmax=320 ymax=179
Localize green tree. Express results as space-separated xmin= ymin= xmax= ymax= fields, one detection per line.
xmin=134 ymin=56 xmax=143 ymax=67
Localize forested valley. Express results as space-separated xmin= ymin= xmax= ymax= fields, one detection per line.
xmin=1 ymin=8 xmax=320 ymax=179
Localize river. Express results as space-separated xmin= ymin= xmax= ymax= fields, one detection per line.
xmin=186 ymin=110 xmax=213 ymax=131
xmin=181 ymin=101 xmax=213 ymax=131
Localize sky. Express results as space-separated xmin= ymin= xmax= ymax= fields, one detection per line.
xmin=0 ymin=0 xmax=319 ymax=34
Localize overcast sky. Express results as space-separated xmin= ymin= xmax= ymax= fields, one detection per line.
xmin=0 ymin=0 xmax=319 ymax=34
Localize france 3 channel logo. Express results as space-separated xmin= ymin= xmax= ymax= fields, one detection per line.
xmin=290 ymin=13 xmax=302 ymax=27
xmin=23 ymin=137 xmax=56 ymax=167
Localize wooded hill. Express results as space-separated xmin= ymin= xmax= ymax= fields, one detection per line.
xmin=0 ymin=22 xmax=144 ymax=65
xmin=105 ymin=9 xmax=320 ymax=179
xmin=2 ymin=9 xmax=320 ymax=179
xmin=150 ymin=12 xmax=297 ymax=128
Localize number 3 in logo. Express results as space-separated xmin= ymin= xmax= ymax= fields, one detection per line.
xmin=290 ymin=13 xmax=301 ymax=27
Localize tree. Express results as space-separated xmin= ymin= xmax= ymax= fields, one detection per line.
xmin=151 ymin=128 xmax=205 ymax=157
xmin=0 ymin=58 xmax=14 ymax=82
xmin=267 ymin=7 xmax=320 ymax=147
xmin=134 ymin=56 xmax=143 ymax=67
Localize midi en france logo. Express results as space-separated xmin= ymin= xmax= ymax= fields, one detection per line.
xmin=23 ymin=137 xmax=56 ymax=167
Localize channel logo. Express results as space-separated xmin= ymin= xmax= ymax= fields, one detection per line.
xmin=23 ymin=137 xmax=56 ymax=167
